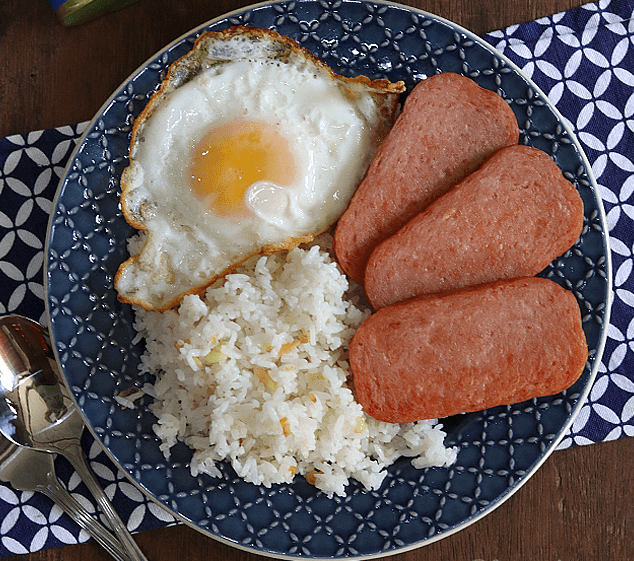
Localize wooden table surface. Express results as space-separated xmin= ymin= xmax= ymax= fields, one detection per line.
xmin=2 ymin=0 xmax=632 ymax=560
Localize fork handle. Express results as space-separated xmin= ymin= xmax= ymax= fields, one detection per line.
xmin=42 ymin=470 xmax=132 ymax=561
xmin=59 ymin=442 xmax=149 ymax=561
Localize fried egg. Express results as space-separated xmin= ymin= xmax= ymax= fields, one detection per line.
xmin=115 ymin=26 xmax=404 ymax=311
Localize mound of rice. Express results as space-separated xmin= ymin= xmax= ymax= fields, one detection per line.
xmin=132 ymin=237 xmax=456 ymax=497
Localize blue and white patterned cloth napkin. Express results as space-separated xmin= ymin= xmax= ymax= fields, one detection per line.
xmin=0 ymin=0 xmax=633 ymax=555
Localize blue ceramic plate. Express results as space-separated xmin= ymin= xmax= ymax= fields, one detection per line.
xmin=45 ymin=1 xmax=611 ymax=558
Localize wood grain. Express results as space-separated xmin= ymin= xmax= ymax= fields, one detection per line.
xmin=2 ymin=1 xmax=631 ymax=560
xmin=11 ymin=438 xmax=634 ymax=561
xmin=1 ymin=0 xmax=585 ymax=138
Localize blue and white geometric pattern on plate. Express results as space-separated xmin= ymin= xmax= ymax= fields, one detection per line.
xmin=45 ymin=1 xmax=611 ymax=558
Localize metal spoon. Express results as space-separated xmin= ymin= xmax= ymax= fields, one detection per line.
xmin=0 ymin=432 xmax=132 ymax=561
xmin=0 ymin=315 xmax=148 ymax=561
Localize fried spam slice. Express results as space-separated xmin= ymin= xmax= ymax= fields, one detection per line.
xmin=350 ymin=277 xmax=587 ymax=423
xmin=364 ymin=145 xmax=584 ymax=310
xmin=333 ymin=72 xmax=519 ymax=284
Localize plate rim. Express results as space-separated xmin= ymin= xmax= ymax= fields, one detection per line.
xmin=43 ymin=1 xmax=613 ymax=558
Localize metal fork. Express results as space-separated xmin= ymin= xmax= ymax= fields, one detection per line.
xmin=0 ymin=434 xmax=132 ymax=561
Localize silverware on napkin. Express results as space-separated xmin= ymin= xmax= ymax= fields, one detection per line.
xmin=0 ymin=315 xmax=147 ymax=560
xmin=0 ymin=433 xmax=132 ymax=561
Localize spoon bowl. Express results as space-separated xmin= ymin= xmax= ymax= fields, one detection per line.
xmin=0 ymin=315 xmax=80 ymax=451
xmin=0 ymin=314 xmax=148 ymax=561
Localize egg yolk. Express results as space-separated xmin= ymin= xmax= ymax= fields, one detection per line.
xmin=189 ymin=120 xmax=296 ymax=216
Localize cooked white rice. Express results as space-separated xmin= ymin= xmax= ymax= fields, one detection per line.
xmin=132 ymin=235 xmax=456 ymax=497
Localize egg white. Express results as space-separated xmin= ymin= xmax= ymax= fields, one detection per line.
xmin=115 ymin=27 xmax=403 ymax=311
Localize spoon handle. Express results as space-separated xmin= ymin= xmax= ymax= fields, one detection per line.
xmin=41 ymin=469 xmax=133 ymax=561
xmin=59 ymin=442 xmax=149 ymax=561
